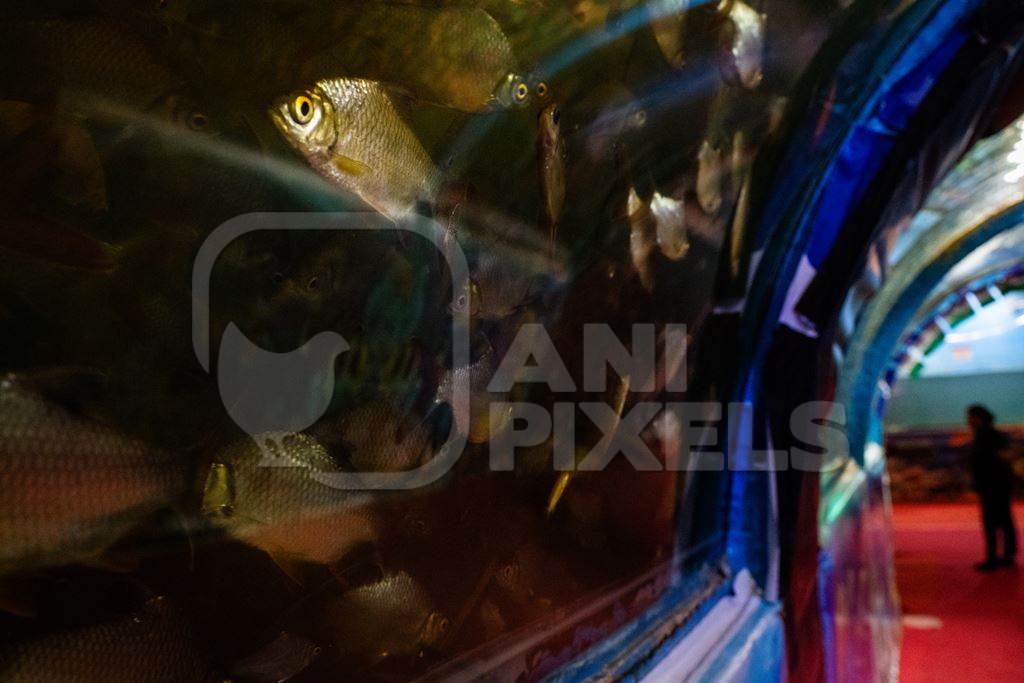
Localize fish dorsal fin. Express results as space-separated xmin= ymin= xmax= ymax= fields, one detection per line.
xmin=379 ymin=81 xmax=416 ymax=111
xmin=9 ymin=366 xmax=111 ymax=416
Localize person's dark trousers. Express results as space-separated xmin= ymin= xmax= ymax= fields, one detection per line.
xmin=980 ymin=490 xmax=1018 ymax=562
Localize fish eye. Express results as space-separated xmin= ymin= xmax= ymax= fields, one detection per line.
xmin=219 ymin=504 xmax=234 ymax=518
xmin=290 ymin=94 xmax=315 ymax=124
xmin=536 ymin=82 xmax=549 ymax=98
xmin=515 ymin=82 xmax=530 ymax=102
xmin=271 ymin=272 xmax=285 ymax=285
xmin=187 ymin=112 xmax=209 ymax=131
xmin=633 ymin=109 xmax=648 ymax=127
xmin=307 ymin=276 xmax=320 ymax=291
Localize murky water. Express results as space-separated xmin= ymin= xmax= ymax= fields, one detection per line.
xmin=0 ymin=1 xmax=842 ymax=679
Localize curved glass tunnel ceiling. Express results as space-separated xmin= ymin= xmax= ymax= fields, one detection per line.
xmin=890 ymin=119 xmax=1024 ymax=269
xmin=893 ymin=222 xmax=1024 ymax=378
xmin=881 ymin=132 xmax=1024 ymax=429
xmin=940 ymin=222 xmax=1024 ymax=287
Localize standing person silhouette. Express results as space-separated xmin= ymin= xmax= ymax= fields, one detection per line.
xmin=967 ymin=405 xmax=1018 ymax=571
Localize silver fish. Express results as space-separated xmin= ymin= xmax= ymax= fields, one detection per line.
xmin=651 ymin=192 xmax=689 ymax=261
xmin=627 ymin=186 xmax=656 ymax=292
xmin=491 ymin=72 xmax=534 ymax=110
xmin=0 ymin=18 xmax=181 ymax=113
xmin=650 ymin=0 xmax=690 ymax=70
xmin=0 ymin=376 xmax=187 ymax=572
xmin=539 ymin=104 xmax=567 ymax=252
xmin=312 ymin=4 xmax=528 ymax=113
xmin=270 ymin=78 xmax=440 ymax=221
xmin=0 ymin=597 xmax=217 ymax=682
xmin=437 ymin=345 xmax=511 ymax=444
xmin=731 ymin=129 xmax=751 ymax=191
xmin=720 ymin=1 xmax=766 ymax=89
xmin=457 ymin=244 xmax=538 ymax=321
xmin=325 ymin=571 xmax=449 ymax=663
xmin=697 ymin=140 xmax=726 ymax=215
xmin=317 ymin=399 xmax=433 ymax=473
xmin=202 ymin=433 xmax=377 ymax=568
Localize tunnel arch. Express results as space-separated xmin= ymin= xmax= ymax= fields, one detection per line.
xmin=714 ymin=1 xmax=1024 ymax=680
xmin=895 ymin=264 xmax=1024 ymax=379
xmin=838 ymin=201 xmax=1024 ymax=469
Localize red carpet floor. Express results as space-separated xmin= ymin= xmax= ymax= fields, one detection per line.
xmin=894 ymin=503 xmax=1024 ymax=682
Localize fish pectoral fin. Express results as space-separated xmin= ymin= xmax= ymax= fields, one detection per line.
xmin=332 ymin=155 xmax=372 ymax=177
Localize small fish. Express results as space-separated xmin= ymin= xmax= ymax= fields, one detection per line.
xmin=627 ymin=186 xmax=656 ymax=292
xmin=316 ymin=399 xmax=434 ymax=473
xmin=0 ymin=101 xmax=108 ymax=216
xmin=270 ymin=78 xmax=440 ymax=221
xmin=0 ymin=375 xmax=187 ymax=572
xmin=491 ymin=72 xmax=534 ymax=110
xmin=311 ymin=5 xmax=528 ymax=112
xmin=202 ymin=433 xmax=341 ymax=524
xmin=157 ymin=94 xmax=220 ymax=136
xmin=450 ymin=277 xmax=482 ymax=318
xmin=325 ymin=571 xmax=449 ymax=663
xmin=538 ymin=104 xmax=567 ymax=252
xmin=719 ymin=0 xmax=766 ymax=89
xmin=453 ymin=237 xmax=539 ymax=321
xmin=202 ymin=433 xmax=378 ymax=568
xmin=649 ymin=0 xmax=690 ymax=69
xmin=0 ymin=596 xmax=219 ymax=682
xmin=697 ymin=140 xmax=726 ymax=215
xmin=0 ymin=18 xmax=181 ymax=112
xmin=651 ymin=192 xmax=689 ymax=260
xmin=0 ymin=101 xmax=117 ymax=269
xmin=493 ymin=539 xmax=558 ymax=612
xmin=766 ymin=95 xmax=788 ymax=136
xmin=436 ymin=345 xmax=511 ymax=445
xmin=730 ymin=129 xmax=747 ymax=187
